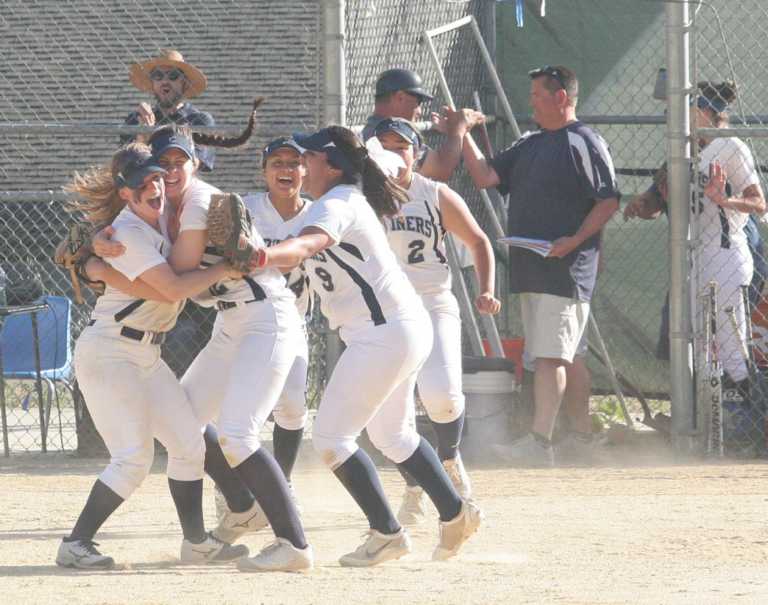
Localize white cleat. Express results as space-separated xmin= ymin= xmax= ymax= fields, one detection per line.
xmin=237 ymin=538 xmax=313 ymax=573
xmin=213 ymin=498 xmax=269 ymax=544
xmin=56 ymin=538 xmax=115 ymax=570
xmin=443 ymin=453 xmax=472 ymax=499
xmin=433 ymin=499 xmax=483 ymax=561
xmin=397 ymin=485 xmax=427 ymax=525
xmin=339 ymin=528 xmax=412 ymax=567
xmin=180 ymin=532 xmax=249 ymax=564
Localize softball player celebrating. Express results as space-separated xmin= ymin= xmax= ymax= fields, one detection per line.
xmin=57 ymin=144 xmax=248 ymax=569
xmin=93 ymin=127 xmax=313 ymax=572
xmin=213 ymin=136 xmax=311 ymax=520
xmin=241 ymin=137 xmax=311 ymax=482
xmin=373 ymin=118 xmax=500 ymax=523
xmin=255 ymin=126 xmax=482 ymax=567
xmin=152 ymin=126 xmax=312 ymax=572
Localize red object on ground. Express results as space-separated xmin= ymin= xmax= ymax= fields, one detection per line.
xmin=482 ymin=337 xmax=524 ymax=382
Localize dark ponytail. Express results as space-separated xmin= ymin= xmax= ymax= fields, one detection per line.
xmin=325 ymin=125 xmax=408 ymax=219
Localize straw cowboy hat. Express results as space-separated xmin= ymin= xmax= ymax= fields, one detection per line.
xmin=129 ymin=49 xmax=207 ymax=98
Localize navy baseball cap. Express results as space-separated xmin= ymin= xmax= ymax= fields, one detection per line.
xmin=375 ymin=68 xmax=433 ymax=103
xmin=114 ymin=147 xmax=165 ymax=189
xmin=696 ymin=95 xmax=729 ymax=114
xmin=292 ymin=128 xmax=337 ymax=153
xmin=293 ymin=128 xmax=357 ymax=174
xmin=373 ymin=118 xmax=421 ymax=147
xmin=262 ymin=136 xmax=304 ymax=165
xmin=150 ymin=129 xmax=196 ymax=162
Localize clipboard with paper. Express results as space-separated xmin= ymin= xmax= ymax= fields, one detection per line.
xmin=497 ymin=236 xmax=552 ymax=258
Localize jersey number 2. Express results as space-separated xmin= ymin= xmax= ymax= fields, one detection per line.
xmin=315 ymin=267 xmax=335 ymax=291
xmin=407 ymin=240 xmax=425 ymax=264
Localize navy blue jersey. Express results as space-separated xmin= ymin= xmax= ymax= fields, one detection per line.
xmin=491 ymin=121 xmax=619 ymax=301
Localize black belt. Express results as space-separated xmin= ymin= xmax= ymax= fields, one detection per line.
xmin=88 ymin=320 xmax=167 ymax=345
xmin=216 ymin=298 xmax=261 ymax=311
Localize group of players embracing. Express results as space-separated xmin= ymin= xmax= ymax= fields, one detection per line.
xmin=54 ymin=86 xmax=500 ymax=572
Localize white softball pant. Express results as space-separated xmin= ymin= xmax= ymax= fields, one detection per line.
xmin=74 ymin=325 xmax=205 ymax=500
xmin=211 ymin=313 xmax=309 ymax=431
xmin=182 ymin=298 xmax=305 ymax=467
xmin=417 ymin=292 xmax=465 ymax=424
xmin=312 ymin=309 xmax=433 ymax=469
xmin=699 ymin=258 xmax=751 ymax=383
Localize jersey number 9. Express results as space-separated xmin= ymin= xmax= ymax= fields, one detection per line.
xmin=315 ymin=267 xmax=335 ymax=291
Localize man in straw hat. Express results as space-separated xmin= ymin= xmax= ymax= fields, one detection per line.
xmin=123 ymin=49 xmax=216 ymax=172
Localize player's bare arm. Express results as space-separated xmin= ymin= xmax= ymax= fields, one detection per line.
xmin=438 ymin=184 xmax=500 ymax=315
xmin=461 ymin=133 xmax=501 ymax=190
xmin=84 ymin=256 xmax=172 ymax=302
xmin=167 ymin=228 xmax=208 ymax=273
xmin=549 ymin=197 xmax=619 ymax=258
xmin=259 ymin=228 xmax=334 ymax=271
xmin=138 ymin=259 xmax=241 ymax=301
xmin=623 ymin=190 xmax=665 ymax=221
xmin=705 ymin=161 xmax=766 ymax=214
xmin=420 ymin=107 xmax=484 ymax=182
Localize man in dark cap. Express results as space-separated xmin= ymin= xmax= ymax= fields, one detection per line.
xmin=361 ymin=68 xmax=483 ymax=182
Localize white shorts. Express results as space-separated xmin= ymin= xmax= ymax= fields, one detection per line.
xmin=520 ymin=293 xmax=590 ymax=364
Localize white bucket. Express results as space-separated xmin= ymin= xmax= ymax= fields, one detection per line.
xmin=462 ymin=370 xmax=517 ymax=458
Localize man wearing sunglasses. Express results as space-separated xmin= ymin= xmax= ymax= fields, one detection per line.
xmin=361 ymin=68 xmax=483 ymax=182
xmin=123 ymin=49 xmax=216 ymax=172
xmin=463 ymin=65 xmax=620 ymax=466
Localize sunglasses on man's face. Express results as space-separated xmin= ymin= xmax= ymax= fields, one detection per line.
xmin=149 ymin=68 xmax=185 ymax=82
xmin=530 ymin=66 xmax=567 ymax=90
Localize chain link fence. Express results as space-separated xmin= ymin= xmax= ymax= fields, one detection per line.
xmin=691 ymin=0 xmax=768 ymax=457
xmin=0 ymin=0 xmax=324 ymax=454
xmin=5 ymin=1 xmax=758 ymax=459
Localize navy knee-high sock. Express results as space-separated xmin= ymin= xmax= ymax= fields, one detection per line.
xmin=430 ymin=412 xmax=465 ymax=461
xmin=168 ymin=478 xmax=206 ymax=543
xmin=396 ymin=464 xmax=419 ymax=487
xmin=333 ymin=449 xmax=400 ymax=535
xmin=397 ymin=437 xmax=462 ymax=522
xmin=68 ymin=479 xmax=124 ymax=542
xmin=203 ymin=424 xmax=254 ymax=513
xmin=234 ymin=449 xmax=307 ymax=549
xmin=273 ymin=424 xmax=303 ymax=482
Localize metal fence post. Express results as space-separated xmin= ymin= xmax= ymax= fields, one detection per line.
xmin=322 ymin=0 xmax=346 ymax=374
xmin=666 ymin=1 xmax=696 ymax=451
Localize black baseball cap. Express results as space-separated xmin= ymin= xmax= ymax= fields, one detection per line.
xmin=373 ymin=118 xmax=421 ymax=147
xmin=262 ymin=136 xmax=304 ymax=165
xmin=114 ymin=147 xmax=165 ymax=190
xmin=375 ymin=68 xmax=433 ymax=103
xmin=150 ymin=129 xmax=196 ymax=162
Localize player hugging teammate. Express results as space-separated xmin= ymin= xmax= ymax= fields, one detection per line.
xmin=56 ymin=75 xmax=496 ymax=570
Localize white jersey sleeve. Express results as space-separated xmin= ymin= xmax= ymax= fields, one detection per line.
xmin=178 ymin=179 xmax=218 ymax=232
xmin=303 ymin=195 xmax=356 ymax=244
xmin=384 ymin=173 xmax=451 ymax=297
xmin=90 ymin=208 xmax=183 ymax=332
xmin=107 ymin=224 xmax=168 ymax=281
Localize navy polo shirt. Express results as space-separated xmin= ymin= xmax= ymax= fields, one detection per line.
xmin=491 ymin=121 xmax=619 ymax=301
xmin=123 ymin=102 xmax=216 ymax=172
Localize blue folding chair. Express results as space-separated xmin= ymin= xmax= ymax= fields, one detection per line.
xmin=0 ymin=296 xmax=74 ymax=453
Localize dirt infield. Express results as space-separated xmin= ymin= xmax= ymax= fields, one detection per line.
xmin=2 ymin=446 xmax=768 ymax=605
